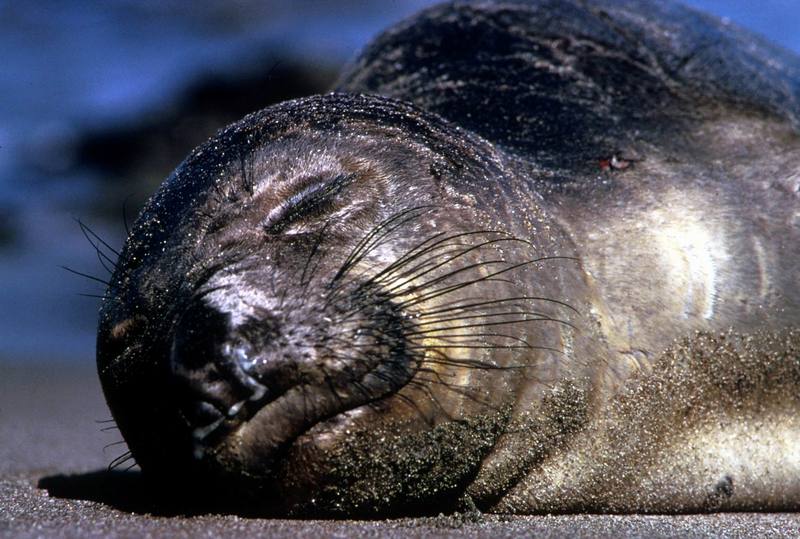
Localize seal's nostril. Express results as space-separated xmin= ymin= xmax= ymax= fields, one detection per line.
xmin=170 ymin=300 xmax=230 ymax=372
xmin=225 ymin=342 xmax=255 ymax=371
xmin=237 ymin=347 xmax=253 ymax=369
xmin=220 ymin=342 xmax=268 ymax=401
xmin=227 ymin=400 xmax=246 ymax=418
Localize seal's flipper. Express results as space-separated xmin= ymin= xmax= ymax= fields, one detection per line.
xmin=338 ymin=0 xmax=800 ymax=173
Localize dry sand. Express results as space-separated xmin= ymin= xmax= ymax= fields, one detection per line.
xmin=2 ymin=363 xmax=799 ymax=538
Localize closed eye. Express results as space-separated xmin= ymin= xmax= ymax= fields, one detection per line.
xmin=261 ymin=174 xmax=352 ymax=234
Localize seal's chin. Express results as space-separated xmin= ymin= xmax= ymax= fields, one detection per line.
xmin=166 ymin=279 xmax=419 ymax=482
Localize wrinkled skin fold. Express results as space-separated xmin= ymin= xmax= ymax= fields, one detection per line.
xmin=97 ymin=0 xmax=800 ymax=516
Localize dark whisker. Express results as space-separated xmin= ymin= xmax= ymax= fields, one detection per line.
xmin=367 ymin=229 xmax=522 ymax=287
xmin=386 ymin=258 xmax=508 ymax=297
xmin=375 ymin=244 xmax=476 ymax=284
xmin=415 ymin=310 xmax=551 ymax=326
xmin=410 ymin=344 xmax=535 ymax=350
xmin=60 ymin=265 xmax=110 ymax=286
xmin=382 ymin=236 xmax=532 ymax=294
xmin=122 ymin=194 xmax=133 ymax=237
xmin=96 ymin=250 xmax=114 ymax=275
xmin=240 ymin=150 xmax=254 ymax=196
xmin=423 ymin=349 xmax=549 ymax=370
xmin=397 ymin=256 xmax=578 ymax=310
xmin=409 ymin=331 xmax=536 ymax=347
xmin=103 ymin=440 xmax=128 ymax=452
xmin=413 ymin=372 xmax=499 ymax=411
xmin=76 ymin=221 xmax=118 ymax=275
xmin=299 ymin=219 xmax=333 ymax=294
xmin=76 ymin=218 xmax=121 ymax=258
xmin=192 ymin=284 xmax=232 ymax=303
xmin=330 ymin=206 xmax=436 ymax=286
xmin=417 ymin=341 xmax=567 ymax=357
xmin=391 ymin=390 xmax=436 ymax=426
xmin=420 ymin=296 xmax=580 ymax=317
xmin=403 ymin=379 xmax=453 ymax=421
xmin=408 ymin=316 xmax=577 ymax=334
xmin=108 ymin=451 xmax=135 ymax=471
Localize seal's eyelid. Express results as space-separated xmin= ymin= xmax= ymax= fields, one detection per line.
xmin=260 ymin=173 xmax=354 ymax=232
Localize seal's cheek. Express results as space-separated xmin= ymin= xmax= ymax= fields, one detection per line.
xmin=249 ymin=395 xmax=514 ymax=516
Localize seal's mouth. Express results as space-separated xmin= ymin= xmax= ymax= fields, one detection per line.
xmin=167 ymin=281 xmax=419 ymax=475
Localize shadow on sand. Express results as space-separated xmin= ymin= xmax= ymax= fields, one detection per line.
xmin=38 ymin=470 xmax=214 ymax=516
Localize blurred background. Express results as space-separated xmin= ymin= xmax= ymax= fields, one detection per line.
xmin=1 ymin=0 xmax=798 ymax=366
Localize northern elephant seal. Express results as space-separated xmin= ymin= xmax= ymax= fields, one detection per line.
xmin=97 ymin=0 xmax=800 ymax=516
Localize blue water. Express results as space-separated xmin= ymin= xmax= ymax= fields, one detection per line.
xmin=1 ymin=1 xmax=798 ymax=364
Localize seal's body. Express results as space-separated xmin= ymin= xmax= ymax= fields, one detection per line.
xmin=97 ymin=0 xmax=800 ymax=515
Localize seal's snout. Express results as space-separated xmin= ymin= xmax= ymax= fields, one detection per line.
xmin=169 ymin=300 xmax=267 ymax=448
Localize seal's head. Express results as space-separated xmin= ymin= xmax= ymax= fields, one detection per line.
xmin=97 ymin=94 xmax=576 ymax=515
